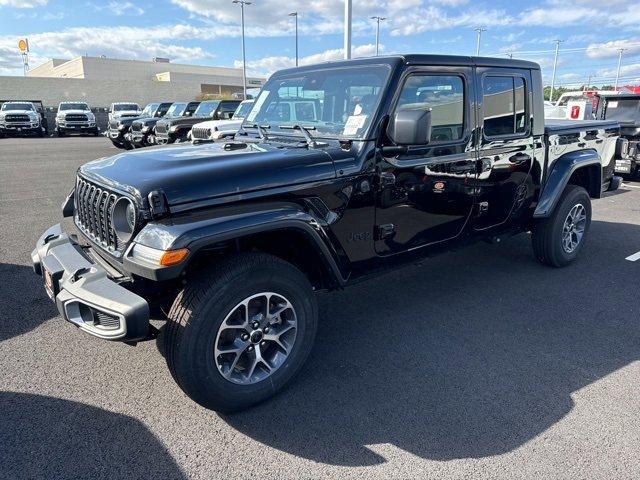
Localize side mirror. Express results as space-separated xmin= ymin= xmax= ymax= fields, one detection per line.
xmin=387 ymin=108 xmax=432 ymax=145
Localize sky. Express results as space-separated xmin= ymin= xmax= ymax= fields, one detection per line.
xmin=1 ymin=0 xmax=640 ymax=88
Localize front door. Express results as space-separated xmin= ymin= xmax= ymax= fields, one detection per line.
xmin=473 ymin=68 xmax=535 ymax=231
xmin=375 ymin=67 xmax=478 ymax=255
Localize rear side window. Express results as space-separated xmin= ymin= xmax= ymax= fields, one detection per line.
xmin=395 ymin=75 xmax=465 ymax=143
xmin=483 ymin=76 xmax=527 ymax=137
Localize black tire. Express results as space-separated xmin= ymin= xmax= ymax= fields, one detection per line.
xmin=532 ymin=184 xmax=591 ymax=267
xmin=164 ymin=253 xmax=318 ymax=412
xmin=57 ymin=129 xmax=65 ymax=137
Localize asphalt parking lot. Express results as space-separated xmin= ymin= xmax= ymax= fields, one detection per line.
xmin=1 ymin=136 xmax=640 ymax=479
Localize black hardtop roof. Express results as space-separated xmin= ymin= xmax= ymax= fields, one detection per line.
xmin=603 ymin=93 xmax=640 ymax=100
xmin=272 ymin=54 xmax=540 ymax=76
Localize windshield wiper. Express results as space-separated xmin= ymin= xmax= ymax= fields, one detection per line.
xmin=279 ymin=124 xmax=319 ymax=148
xmin=247 ymin=123 xmax=270 ymax=141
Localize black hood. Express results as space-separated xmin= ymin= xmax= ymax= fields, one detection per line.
xmin=132 ymin=117 xmax=162 ymax=128
xmin=155 ymin=116 xmax=204 ymax=130
xmin=79 ymin=142 xmax=337 ymax=207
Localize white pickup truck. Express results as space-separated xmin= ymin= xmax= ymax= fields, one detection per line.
xmin=190 ymin=100 xmax=254 ymax=143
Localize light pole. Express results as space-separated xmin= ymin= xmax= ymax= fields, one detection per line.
xmin=233 ymin=0 xmax=251 ymax=99
xmin=344 ymin=0 xmax=352 ymax=59
xmin=371 ymin=16 xmax=386 ymax=56
xmin=549 ymin=39 xmax=563 ymax=103
xmin=289 ymin=12 xmax=298 ymax=66
xmin=615 ymin=48 xmax=626 ymax=90
xmin=475 ymin=26 xmax=486 ymax=56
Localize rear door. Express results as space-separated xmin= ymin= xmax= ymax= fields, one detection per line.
xmin=473 ymin=68 xmax=535 ymax=231
xmin=375 ymin=66 xmax=478 ymax=255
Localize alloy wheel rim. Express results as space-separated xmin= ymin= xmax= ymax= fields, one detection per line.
xmin=214 ymin=292 xmax=297 ymax=385
xmin=562 ymin=203 xmax=586 ymax=253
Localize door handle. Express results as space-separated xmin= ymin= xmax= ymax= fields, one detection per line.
xmin=508 ymin=153 xmax=531 ymax=165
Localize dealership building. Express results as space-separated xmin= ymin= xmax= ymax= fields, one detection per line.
xmin=0 ymin=56 xmax=265 ymax=108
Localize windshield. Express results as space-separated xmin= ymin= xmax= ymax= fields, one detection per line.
xmin=2 ymin=103 xmax=34 ymax=111
xmin=604 ymin=98 xmax=640 ymax=122
xmin=166 ymin=103 xmax=187 ymax=117
xmin=60 ymin=103 xmax=89 ymax=111
xmin=245 ymin=65 xmax=391 ymax=138
xmin=114 ymin=104 xmax=139 ymax=111
xmin=234 ymin=101 xmax=253 ymax=119
xmin=156 ymin=103 xmax=172 ymax=117
xmin=194 ymin=101 xmax=220 ymax=117
xmin=141 ymin=103 xmax=159 ymax=117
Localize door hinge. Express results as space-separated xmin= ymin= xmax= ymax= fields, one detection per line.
xmin=376 ymin=223 xmax=396 ymax=240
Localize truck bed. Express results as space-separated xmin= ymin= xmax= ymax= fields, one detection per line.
xmin=545 ymin=119 xmax=619 ymax=135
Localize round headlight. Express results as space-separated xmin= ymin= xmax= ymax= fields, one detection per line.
xmin=112 ymin=197 xmax=136 ymax=242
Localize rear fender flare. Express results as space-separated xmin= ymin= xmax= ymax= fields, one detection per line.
xmin=534 ymin=149 xmax=601 ymax=218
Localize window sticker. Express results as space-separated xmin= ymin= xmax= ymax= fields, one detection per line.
xmin=343 ymin=115 xmax=367 ymax=136
xmin=608 ymin=101 xmax=618 ymax=108
xmin=246 ymin=90 xmax=269 ymax=122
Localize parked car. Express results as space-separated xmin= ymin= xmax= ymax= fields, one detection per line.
xmin=145 ymin=102 xmax=199 ymax=146
xmin=153 ymin=100 xmax=235 ymax=145
xmin=107 ymin=103 xmax=162 ymax=149
xmin=190 ymin=100 xmax=254 ymax=143
xmin=0 ymin=100 xmax=46 ymax=137
xmin=55 ymin=102 xmax=99 ymax=136
xmin=108 ymin=102 xmax=141 ymax=123
xmin=128 ymin=102 xmax=173 ymax=148
xmin=597 ymin=94 xmax=640 ymax=177
xmin=32 ymin=55 xmax=621 ymax=413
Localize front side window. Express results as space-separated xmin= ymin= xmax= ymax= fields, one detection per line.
xmin=194 ymin=101 xmax=220 ymax=117
xmin=141 ymin=103 xmax=159 ymax=117
xmin=233 ymin=101 xmax=253 ymax=119
xmin=483 ymin=76 xmax=528 ymax=137
xmin=156 ymin=103 xmax=172 ymax=117
xmin=166 ymin=103 xmax=187 ymax=117
xmin=395 ymin=74 xmax=465 ymax=143
xmin=245 ymin=65 xmax=390 ymax=138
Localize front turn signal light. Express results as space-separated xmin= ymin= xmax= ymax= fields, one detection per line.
xmin=159 ymin=248 xmax=190 ymax=266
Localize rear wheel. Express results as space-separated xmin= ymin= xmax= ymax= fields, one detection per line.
xmin=532 ymin=184 xmax=591 ymax=267
xmin=164 ymin=253 xmax=318 ymax=412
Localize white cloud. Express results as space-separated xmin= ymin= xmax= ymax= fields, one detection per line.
xmin=106 ymin=1 xmax=144 ymax=16
xmin=0 ymin=0 xmax=47 ymax=7
xmin=235 ymin=44 xmax=380 ymax=77
xmin=586 ymin=39 xmax=640 ymax=60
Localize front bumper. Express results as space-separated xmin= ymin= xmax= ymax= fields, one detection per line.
xmin=1 ymin=124 xmax=41 ymax=134
xmin=32 ymin=224 xmax=150 ymax=341
xmin=58 ymin=122 xmax=97 ymax=132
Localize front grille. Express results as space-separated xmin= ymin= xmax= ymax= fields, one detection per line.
xmin=131 ymin=122 xmax=142 ymax=132
xmin=155 ymin=123 xmax=167 ymax=135
xmin=6 ymin=114 xmax=30 ymax=123
xmin=75 ymin=176 xmax=124 ymax=254
xmin=192 ymin=126 xmax=211 ymax=140
xmin=66 ymin=114 xmax=88 ymax=122
xmin=120 ymin=113 xmax=138 ymax=118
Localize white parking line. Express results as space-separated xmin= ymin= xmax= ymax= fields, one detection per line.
xmin=626 ymin=251 xmax=640 ymax=262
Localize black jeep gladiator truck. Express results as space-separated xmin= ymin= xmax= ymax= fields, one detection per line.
xmin=596 ymin=93 xmax=640 ymax=177
xmin=127 ymin=102 xmax=173 ymax=148
xmin=107 ymin=103 xmax=167 ymax=150
xmin=33 ymin=55 xmax=621 ymax=412
xmin=152 ymin=101 xmax=207 ymax=145
xmin=153 ymin=99 xmax=241 ymax=145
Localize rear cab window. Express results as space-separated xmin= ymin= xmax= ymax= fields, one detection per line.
xmin=482 ymin=75 xmax=528 ymax=137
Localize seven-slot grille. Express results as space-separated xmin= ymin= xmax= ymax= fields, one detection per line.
xmin=6 ymin=114 xmax=30 ymax=123
xmin=191 ymin=126 xmax=212 ymax=140
xmin=155 ymin=122 xmax=168 ymax=135
xmin=131 ymin=122 xmax=142 ymax=132
xmin=75 ymin=177 xmax=123 ymax=253
xmin=66 ymin=113 xmax=88 ymax=122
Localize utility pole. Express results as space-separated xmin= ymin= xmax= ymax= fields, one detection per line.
xmin=344 ymin=0 xmax=352 ymax=59
xmin=505 ymin=52 xmax=513 ymax=59
xmin=289 ymin=12 xmax=298 ymax=66
xmin=615 ymin=48 xmax=626 ymax=90
xmin=371 ymin=16 xmax=386 ymax=56
xmin=584 ymin=75 xmax=592 ymax=92
xmin=549 ymin=39 xmax=563 ymax=103
xmin=233 ymin=0 xmax=251 ymax=99
xmin=475 ymin=26 xmax=486 ymax=56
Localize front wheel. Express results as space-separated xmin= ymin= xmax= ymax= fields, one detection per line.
xmin=164 ymin=253 xmax=318 ymax=412
xmin=532 ymin=184 xmax=592 ymax=267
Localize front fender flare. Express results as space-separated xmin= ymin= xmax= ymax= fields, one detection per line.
xmin=534 ymin=149 xmax=601 ymax=218
xmin=127 ymin=203 xmax=348 ymax=285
